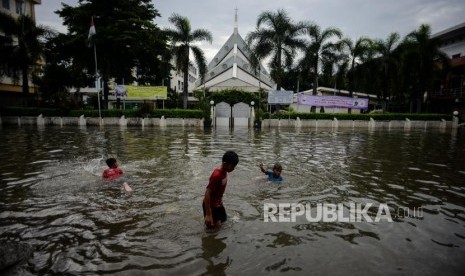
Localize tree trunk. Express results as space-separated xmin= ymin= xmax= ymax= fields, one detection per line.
xmin=416 ymin=97 xmax=422 ymax=113
xmin=22 ymin=65 xmax=29 ymax=107
xmin=183 ymin=46 xmax=189 ymax=109
xmin=313 ymin=63 xmax=318 ymax=95
xmin=103 ymin=78 xmax=109 ymax=109
xmin=183 ymin=67 xmax=189 ymax=109
xmin=382 ymin=100 xmax=387 ymax=113
xmin=276 ymin=48 xmax=282 ymax=90
xmin=381 ymin=69 xmax=387 ymax=113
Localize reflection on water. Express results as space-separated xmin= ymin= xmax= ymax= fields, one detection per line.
xmin=0 ymin=126 xmax=464 ymax=275
xmin=201 ymin=235 xmax=230 ymax=276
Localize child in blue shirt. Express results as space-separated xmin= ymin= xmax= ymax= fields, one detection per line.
xmin=259 ymin=162 xmax=283 ymax=182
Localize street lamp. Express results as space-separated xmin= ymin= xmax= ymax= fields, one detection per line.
xmin=453 ymin=110 xmax=459 ymax=126
xmin=251 ymin=101 xmax=255 ymax=127
xmin=210 ymin=100 xmax=215 ymax=126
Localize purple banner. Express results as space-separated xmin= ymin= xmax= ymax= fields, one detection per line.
xmin=297 ymin=95 xmax=368 ymax=109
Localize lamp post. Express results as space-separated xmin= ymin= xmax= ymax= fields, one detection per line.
xmin=453 ymin=110 xmax=459 ymax=127
xmin=210 ymin=100 xmax=215 ymax=127
xmin=250 ymin=101 xmax=255 ymax=128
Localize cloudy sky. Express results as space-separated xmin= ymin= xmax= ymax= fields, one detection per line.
xmin=36 ymin=0 xmax=465 ymax=62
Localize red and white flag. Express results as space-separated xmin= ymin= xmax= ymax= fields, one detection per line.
xmin=88 ymin=17 xmax=96 ymax=39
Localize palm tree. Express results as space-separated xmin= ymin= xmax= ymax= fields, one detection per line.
xmin=320 ymin=47 xmax=346 ymax=90
xmin=341 ymin=37 xmax=373 ymax=95
xmin=340 ymin=36 xmax=372 ymax=113
xmin=374 ymin=32 xmax=401 ymax=112
xmin=300 ymin=24 xmax=342 ymax=96
xmin=0 ymin=11 xmax=50 ymax=105
xmin=402 ymin=24 xmax=449 ymax=113
xmin=246 ymin=9 xmax=307 ymax=90
xmin=165 ymin=14 xmax=212 ymax=109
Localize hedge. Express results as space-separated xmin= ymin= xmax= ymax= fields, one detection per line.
xmin=270 ymin=112 xmax=452 ymax=121
xmin=0 ymin=107 xmax=65 ymax=117
xmin=68 ymin=109 xmax=203 ymax=118
xmin=0 ymin=106 xmax=450 ymax=121
xmin=1 ymin=107 xmax=203 ymax=119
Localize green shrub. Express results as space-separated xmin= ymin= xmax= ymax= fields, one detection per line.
xmin=149 ymin=109 xmax=203 ymax=118
xmin=67 ymin=108 xmax=202 ymax=118
xmin=68 ymin=109 xmax=129 ymax=117
xmin=0 ymin=107 xmax=65 ymax=116
xmin=270 ymin=112 xmax=451 ymax=121
xmin=210 ymin=89 xmax=259 ymax=105
xmin=1 ymin=106 xmax=450 ymax=121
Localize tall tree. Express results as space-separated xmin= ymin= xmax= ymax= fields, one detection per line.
xmin=39 ymin=32 xmax=90 ymax=109
xmin=402 ymin=24 xmax=449 ymax=113
xmin=340 ymin=36 xmax=372 ymax=113
xmin=300 ymin=24 xmax=342 ymax=95
xmin=165 ymin=14 xmax=212 ymax=109
xmin=320 ymin=46 xmax=346 ymax=90
xmin=246 ymin=9 xmax=307 ymax=90
xmin=0 ymin=11 xmax=51 ymax=105
xmin=56 ymin=0 xmax=167 ymax=109
xmin=374 ymin=32 xmax=401 ymax=112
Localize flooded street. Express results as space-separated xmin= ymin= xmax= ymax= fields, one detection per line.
xmin=1 ymin=126 xmax=464 ymax=275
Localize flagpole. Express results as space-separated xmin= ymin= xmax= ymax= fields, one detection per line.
xmin=89 ymin=16 xmax=101 ymax=121
xmin=94 ymin=42 xmax=101 ymax=120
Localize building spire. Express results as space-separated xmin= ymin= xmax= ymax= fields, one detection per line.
xmin=234 ymin=8 xmax=238 ymax=34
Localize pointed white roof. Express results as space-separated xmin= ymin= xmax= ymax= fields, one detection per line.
xmin=196 ymin=10 xmax=275 ymax=92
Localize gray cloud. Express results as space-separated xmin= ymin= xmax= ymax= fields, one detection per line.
xmin=36 ymin=0 xmax=465 ymax=62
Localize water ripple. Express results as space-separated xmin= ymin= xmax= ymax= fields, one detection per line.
xmin=0 ymin=127 xmax=464 ymax=275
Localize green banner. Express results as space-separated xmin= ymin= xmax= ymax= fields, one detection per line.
xmin=126 ymin=85 xmax=167 ymax=100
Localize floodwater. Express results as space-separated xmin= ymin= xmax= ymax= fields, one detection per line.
xmin=0 ymin=125 xmax=464 ymax=275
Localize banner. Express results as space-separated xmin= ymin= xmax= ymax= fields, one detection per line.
xmin=126 ymin=85 xmax=167 ymax=100
xmin=297 ymin=95 xmax=368 ymax=109
xmin=268 ymin=90 xmax=294 ymax=104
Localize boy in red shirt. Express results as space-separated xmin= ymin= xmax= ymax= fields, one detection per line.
xmin=202 ymin=151 xmax=239 ymax=229
xmin=103 ymin=158 xmax=133 ymax=192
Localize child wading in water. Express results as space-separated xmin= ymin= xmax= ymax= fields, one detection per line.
xmin=103 ymin=158 xmax=133 ymax=192
xmin=202 ymin=151 xmax=239 ymax=229
xmin=259 ymin=162 xmax=283 ymax=182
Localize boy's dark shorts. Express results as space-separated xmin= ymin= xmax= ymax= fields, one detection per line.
xmin=202 ymin=202 xmax=227 ymax=223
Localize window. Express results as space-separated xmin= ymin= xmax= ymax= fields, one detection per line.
xmin=2 ymin=0 xmax=10 ymax=10
xmin=15 ymin=0 xmax=23 ymax=14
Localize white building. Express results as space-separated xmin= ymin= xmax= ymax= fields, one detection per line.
xmin=196 ymin=10 xmax=275 ymax=92
xmin=169 ymin=63 xmax=198 ymax=101
xmin=433 ymin=22 xmax=465 ymax=59
xmin=431 ymin=22 xmax=465 ymax=114
xmin=0 ymin=0 xmax=41 ymax=105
